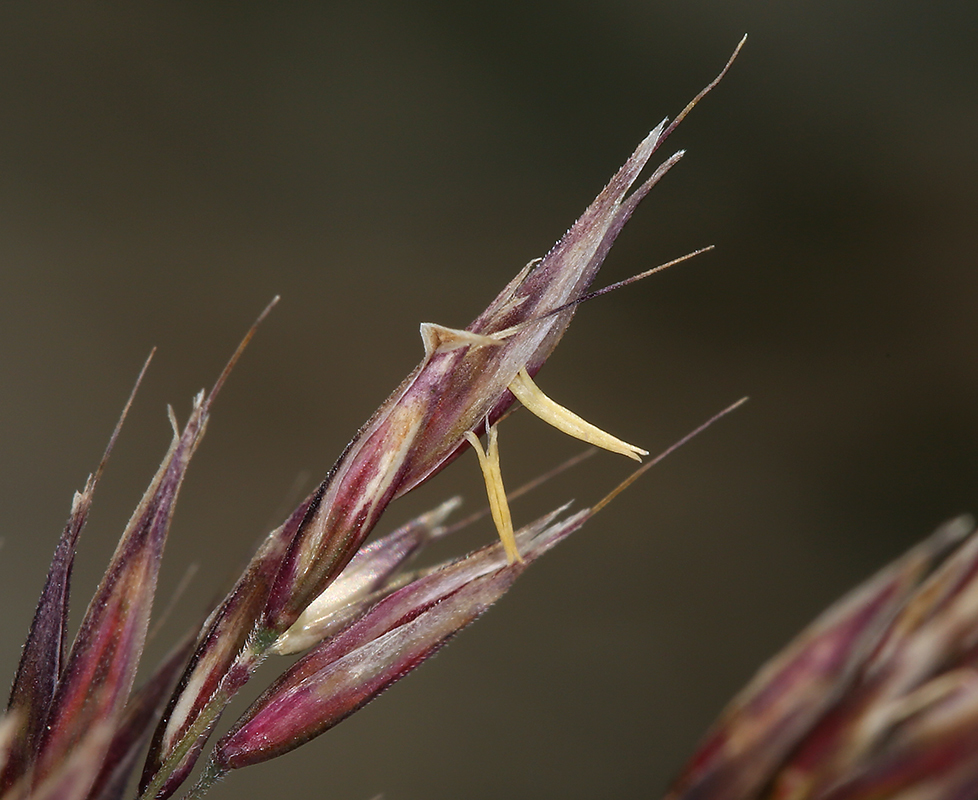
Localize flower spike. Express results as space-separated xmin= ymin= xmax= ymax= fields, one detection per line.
xmin=141 ymin=44 xmax=744 ymax=798
xmin=0 ymin=352 xmax=153 ymax=795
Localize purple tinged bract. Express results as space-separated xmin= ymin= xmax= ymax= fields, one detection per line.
xmin=212 ymin=507 xmax=588 ymax=772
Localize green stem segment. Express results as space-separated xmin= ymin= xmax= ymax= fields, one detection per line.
xmin=139 ymin=631 xmax=275 ymax=800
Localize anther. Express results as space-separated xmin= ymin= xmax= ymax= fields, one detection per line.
xmin=508 ymin=367 xmax=647 ymax=461
xmin=465 ymin=425 xmax=522 ymax=564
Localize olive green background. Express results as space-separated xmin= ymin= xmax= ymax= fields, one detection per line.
xmin=1 ymin=3 xmax=977 ymax=799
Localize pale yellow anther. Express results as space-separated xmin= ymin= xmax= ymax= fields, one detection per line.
xmin=508 ymin=367 xmax=648 ymax=461
xmin=465 ymin=426 xmax=523 ymax=564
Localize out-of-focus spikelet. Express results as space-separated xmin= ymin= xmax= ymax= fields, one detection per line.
xmin=668 ymin=516 xmax=978 ymax=800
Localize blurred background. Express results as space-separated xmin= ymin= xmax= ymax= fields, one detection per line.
xmin=1 ymin=3 xmax=977 ymax=799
